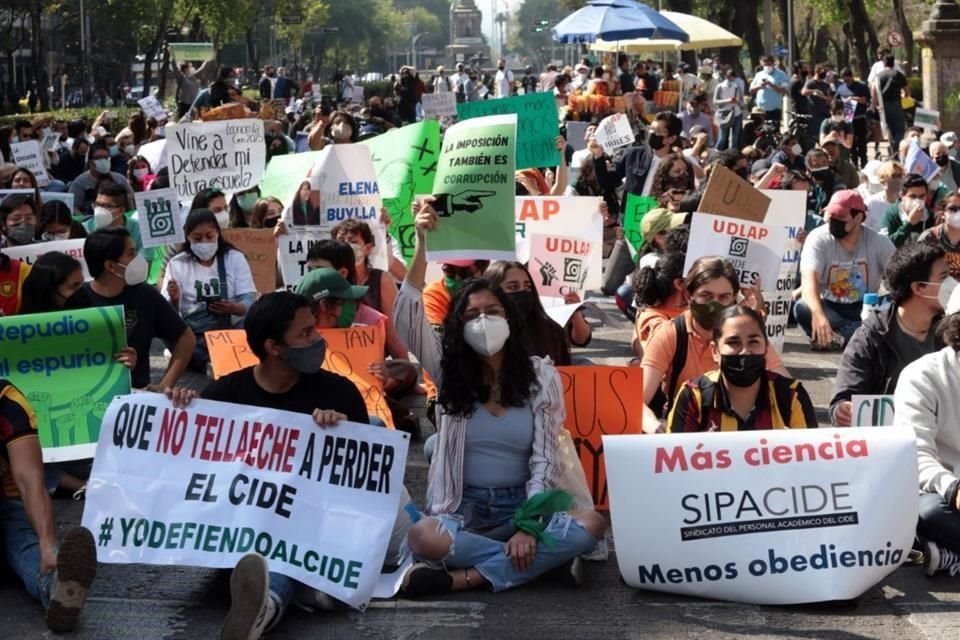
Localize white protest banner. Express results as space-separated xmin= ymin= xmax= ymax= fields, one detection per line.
xmin=4 ymin=239 xmax=90 ymax=280
xmin=278 ymin=228 xmax=328 ymax=291
xmin=11 ymin=140 xmax=51 ymax=187
xmin=138 ymin=95 xmax=169 ymax=121
xmin=422 ymin=92 xmax=458 ymax=118
xmin=760 ymin=190 xmax=806 ymax=351
xmin=351 ymin=86 xmax=364 ymax=104
xmin=81 ymin=394 xmax=409 ymax=609
xmin=914 ymin=107 xmax=940 ymax=131
xmin=528 ymin=234 xmax=592 ymax=298
xmin=685 ymin=213 xmax=787 ymax=290
xmin=138 ymin=138 xmax=168 ymax=172
xmin=0 ymin=189 xmax=74 ymax=213
xmin=905 ymin=139 xmax=940 ymax=182
xmin=516 ymin=196 xmax=603 ymax=291
xmin=604 ymin=428 xmax=917 ymax=604
xmin=166 ymin=119 xmax=266 ymax=204
xmin=852 ymin=395 xmax=895 ymax=427
xmin=282 ymin=145 xmax=388 ymax=270
xmin=594 ymin=113 xmax=635 ymax=154
xmin=135 ymin=188 xmax=184 ymax=248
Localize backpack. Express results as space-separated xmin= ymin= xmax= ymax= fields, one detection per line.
xmin=651 ymin=315 xmax=689 ymax=418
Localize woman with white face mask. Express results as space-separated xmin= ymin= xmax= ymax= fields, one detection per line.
xmin=920 ymin=191 xmax=960 ymax=279
xmin=393 ymin=199 xmax=606 ymax=598
xmin=161 ymin=208 xmax=257 ymax=372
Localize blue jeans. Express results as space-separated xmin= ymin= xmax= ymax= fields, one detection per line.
xmin=793 ymin=298 xmax=862 ymax=344
xmin=716 ymin=115 xmax=742 ymax=151
xmin=0 ymin=498 xmax=55 ymax=607
xmin=427 ymin=485 xmax=596 ymax=592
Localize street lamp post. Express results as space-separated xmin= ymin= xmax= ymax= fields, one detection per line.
xmin=411 ymin=32 xmax=429 ymax=70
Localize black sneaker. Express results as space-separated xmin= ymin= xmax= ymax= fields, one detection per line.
xmin=400 ymin=562 xmax=453 ymax=597
xmin=46 ymin=527 xmax=97 ymax=633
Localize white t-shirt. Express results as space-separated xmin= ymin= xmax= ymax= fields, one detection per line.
xmin=865 ymin=191 xmax=897 ymax=231
xmin=495 ymin=69 xmax=514 ymax=98
xmin=433 ymin=75 xmax=452 ymax=92
xmin=162 ymin=248 xmax=256 ymax=317
xmin=868 ymin=60 xmax=903 ymax=86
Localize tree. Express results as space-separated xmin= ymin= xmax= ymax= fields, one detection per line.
xmin=507 ymin=0 xmax=570 ymax=66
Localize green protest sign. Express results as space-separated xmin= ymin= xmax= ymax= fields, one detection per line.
xmin=0 ymin=306 xmax=130 ymax=460
xmin=456 ymin=92 xmax=559 ymax=170
xmin=169 ymin=42 xmax=215 ymax=62
xmin=427 ymin=114 xmax=517 ymax=261
xmin=360 ymin=120 xmax=440 ymax=263
xmin=623 ymin=193 xmax=660 ymax=253
xmin=260 ymin=151 xmax=324 ymax=207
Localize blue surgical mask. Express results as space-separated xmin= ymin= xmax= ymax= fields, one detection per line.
xmin=109 ymin=144 xmax=119 ymax=157
xmin=93 ymin=158 xmax=111 ymax=174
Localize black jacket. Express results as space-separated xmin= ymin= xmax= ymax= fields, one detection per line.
xmin=829 ymin=303 xmax=943 ymax=423
xmin=594 ymin=143 xmax=654 ymax=211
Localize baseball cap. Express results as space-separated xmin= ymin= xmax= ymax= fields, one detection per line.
xmin=942 ymin=132 xmax=958 ymax=146
xmin=295 ymin=268 xmax=368 ymax=302
xmin=824 ymin=189 xmax=866 ymax=218
xmin=640 ymin=208 xmax=682 ymax=239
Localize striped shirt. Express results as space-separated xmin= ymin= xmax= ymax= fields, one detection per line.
xmin=0 ymin=380 xmax=39 ymax=500
xmin=667 ymin=370 xmax=818 ymax=432
xmin=394 ymin=280 xmax=571 ymax=515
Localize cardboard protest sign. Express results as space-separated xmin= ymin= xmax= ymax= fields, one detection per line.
xmin=0 ymin=189 xmax=74 ymax=213
xmin=277 ymin=228 xmax=327 ymax=291
xmin=0 ymin=306 xmax=129 ymax=461
xmin=82 ymin=394 xmax=409 ymax=608
xmin=698 ymin=165 xmax=771 ymax=223
xmin=760 ymin=190 xmax=806 ymax=351
xmin=622 ymin=194 xmax=660 ymax=254
xmin=515 ymin=196 xmax=603 ymax=291
xmin=426 ymin=114 xmax=517 ymax=262
xmin=11 ymin=140 xmax=51 ymax=187
xmin=422 ymin=92 xmax=458 ymax=118
xmin=604 ymin=428 xmax=917 ymax=604
xmin=594 ymin=113 xmax=635 ymax=153
xmin=528 ymin=234 xmax=592 ymax=298
xmin=852 ymin=395 xmax=895 ymax=427
xmin=557 ymin=366 xmax=643 ymax=509
xmin=914 ymin=107 xmax=940 ymax=131
xmin=205 ymin=327 xmax=394 ymax=427
xmin=134 ymin=188 xmax=184 ymax=248
xmin=260 ymin=151 xmax=323 ymax=208
xmin=223 ymin=228 xmax=278 ymax=295
xmin=685 ymin=213 xmax=787 ymax=289
xmin=456 ymin=91 xmax=559 ymax=170
xmin=4 ymin=239 xmax=90 ymax=280
xmin=138 ymin=95 xmax=169 ymax=121
xmin=169 ymin=42 xmax=215 ymax=61
xmin=284 ymin=145 xmax=388 ymax=270
xmin=138 ymin=138 xmax=168 ymax=172
xmin=166 ymin=119 xmax=266 ymax=204
xmin=360 ymin=120 xmax=440 ymax=263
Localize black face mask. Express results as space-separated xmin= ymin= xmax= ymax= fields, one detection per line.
xmin=648 ymin=133 xmax=666 ymax=151
xmin=937 ymin=155 xmax=950 ymax=167
xmin=720 ymin=353 xmax=766 ymax=387
xmin=264 ymin=216 xmax=280 ymax=229
xmin=735 ymin=167 xmax=749 ymax=180
xmin=810 ymin=167 xmax=833 ymax=183
xmin=61 ymin=287 xmax=92 ymax=310
xmin=508 ymin=290 xmax=535 ymax=317
xmin=829 ymin=217 xmax=852 ymax=239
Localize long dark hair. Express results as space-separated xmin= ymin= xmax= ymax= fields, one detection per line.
xmin=438 ymin=278 xmax=539 ymax=417
xmin=633 ymin=251 xmax=686 ymax=308
xmin=20 ymin=252 xmax=84 ymax=314
xmin=178 ymin=208 xmax=239 ymax=260
xmin=484 ymin=261 xmax=571 ymax=365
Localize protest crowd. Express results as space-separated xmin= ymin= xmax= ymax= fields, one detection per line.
xmin=3 ymin=44 xmax=960 ymax=637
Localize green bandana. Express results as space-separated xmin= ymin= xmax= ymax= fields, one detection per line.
xmin=444 ymin=276 xmax=463 ymax=296
xmin=337 ymin=299 xmax=357 ymax=328
xmin=511 ymin=489 xmax=573 ymax=547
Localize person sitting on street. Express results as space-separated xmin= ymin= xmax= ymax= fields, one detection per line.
xmin=668 ymin=306 xmax=817 ymax=432
xmin=881 ymin=173 xmax=937 ymax=248
xmin=795 ymin=189 xmax=895 ymax=349
xmin=894 ymin=278 xmax=960 ymax=576
xmin=921 ymin=190 xmax=960 ymax=278
xmin=631 ymin=251 xmax=688 ymax=359
xmin=829 ymin=242 xmax=949 ymax=425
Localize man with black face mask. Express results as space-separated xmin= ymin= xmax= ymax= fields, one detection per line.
xmin=805 ymin=148 xmax=845 ymax=213
xmin=796 ymin=190 xmax=895 ymax=349
xmin=594 ymin=110 xmax=696 ymax=212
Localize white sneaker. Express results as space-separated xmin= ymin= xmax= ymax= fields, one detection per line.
xmin=924 ymin=540 xmax=960 ymax=576
xmin=221 ymin=553 xmax=276 ymax=640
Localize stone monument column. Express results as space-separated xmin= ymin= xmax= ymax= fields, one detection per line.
xmin=915 ymin=0 xmax=960 ymax=130
xmin=446 ymin=0 xmax=491 ymax=67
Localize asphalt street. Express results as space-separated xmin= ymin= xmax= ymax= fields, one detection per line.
xmin=4 ymin=300 xmax=959 ymax=640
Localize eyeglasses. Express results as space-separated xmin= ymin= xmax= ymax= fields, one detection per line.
xmin=442 ymin=265 xmax=474 ymax=279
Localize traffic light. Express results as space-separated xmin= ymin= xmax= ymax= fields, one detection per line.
xmin=531 ymin=19 xmax=550 ymax=33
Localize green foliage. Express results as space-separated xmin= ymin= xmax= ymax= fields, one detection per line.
xmin=0 ymin=106 xmax=139 ymax=128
